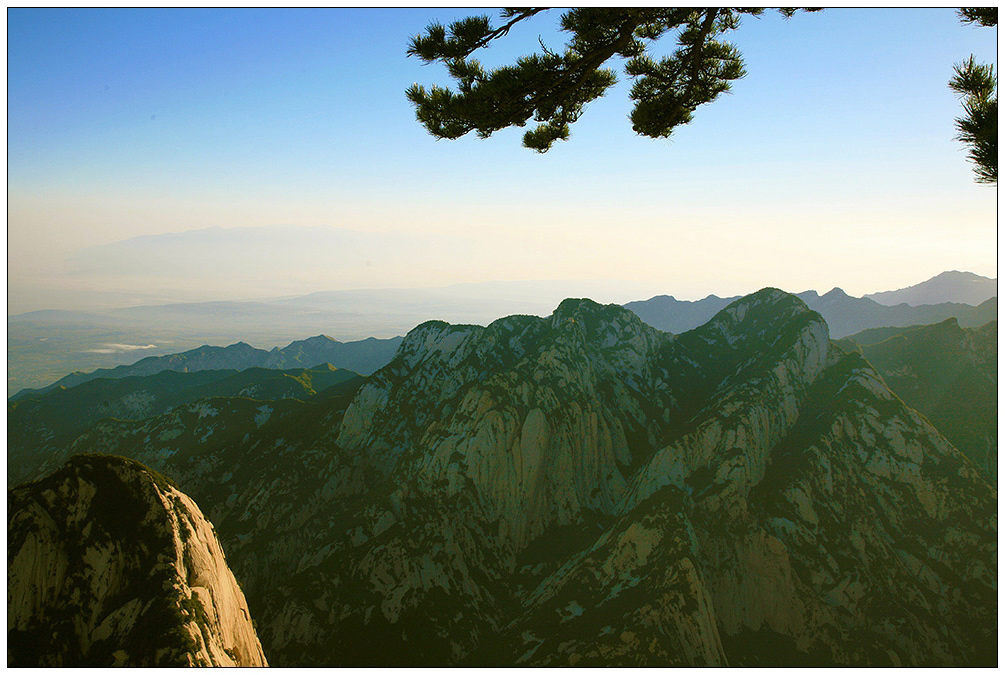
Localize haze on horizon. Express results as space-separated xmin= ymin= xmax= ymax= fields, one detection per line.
xmin=7 ymin=8 xmax=998 ymax=316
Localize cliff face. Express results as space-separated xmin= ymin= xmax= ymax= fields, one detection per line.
xmin=57 ymin=290 xmax=997 ymax=666
xmin=7 ymin=454 xmax=267 ymax=667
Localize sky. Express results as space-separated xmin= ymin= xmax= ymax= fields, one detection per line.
xmin=7 ymin=7 xmax=999 ymax=314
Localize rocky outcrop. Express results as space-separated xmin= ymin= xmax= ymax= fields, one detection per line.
xmin=7 ymin=454 xmax=267 ymax=667
xmin=56 ymin=290 xmax=997 ymax=666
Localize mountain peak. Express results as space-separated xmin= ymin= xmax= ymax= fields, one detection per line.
xmin=551 ymin=297 xmax=621 ymax=323
xmin=8 ymin=455 xmax=268 ymax=666
xmin=865 ymin=270 xmax=997 ymax=307
xmin=721 ymin=287 xmax=812 ymax=318
xmin=297 ymin=334 xmax=339 ymax=344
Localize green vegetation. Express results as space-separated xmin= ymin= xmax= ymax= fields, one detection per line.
xmin=409 ymin=7 xmax=996 ymax=186
xmin=951 ymin=8 xmax=997 ymax=184
xmin=8 ymin=364 xmax=363 ymax=487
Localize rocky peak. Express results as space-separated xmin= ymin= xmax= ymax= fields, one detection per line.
xmin=550 ymin=298 xmax=660 ymax=351
xmin=8 ymin=455 xmax=267 ymax=667
xmin=336 ymin=292 xmax=829 ymax=552
xmin=39 ymin=289 xmax=997 ymax=667
xmin=704 ymin=288 xmax=818 ymax=336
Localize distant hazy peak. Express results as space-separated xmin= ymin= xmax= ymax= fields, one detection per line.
xmin=292 ymin=333 xmax=339 ymax=343
xmin=865 ymin=270 xmax=997 ymax=307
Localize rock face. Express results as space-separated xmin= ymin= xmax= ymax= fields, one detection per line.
xmin=54 ymin=290 xmax=996 ymax=666
xmin=7 ymin=454 xmax=268 ymax=667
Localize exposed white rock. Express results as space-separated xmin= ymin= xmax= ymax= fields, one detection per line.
xmin=7 ymin=455 xmax=267 ymax=667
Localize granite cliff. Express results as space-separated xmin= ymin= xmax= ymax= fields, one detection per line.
xmin=23 ymin=290 xmax=997 ymax=666
xmin=8 ymin=454 xmax=268 ymax=667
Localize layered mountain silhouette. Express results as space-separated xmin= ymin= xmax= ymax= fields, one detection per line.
xmin=626 ymin=287 xmax=996 ymax=338
xmin=864 ymin=271 xmax=997 ymax=307
xmin=8 ymin=271 xmax=993 ymax=397
xmin=16 ymin=290 xmax=993 ymax=666
xmin=11 ymin=334 xmax=397 ymax=400
xmin=8 ymin=454 xmax=268 ymax=666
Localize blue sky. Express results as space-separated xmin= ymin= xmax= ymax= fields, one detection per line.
xmin=7 ymin=8 xmax=998 ymax=313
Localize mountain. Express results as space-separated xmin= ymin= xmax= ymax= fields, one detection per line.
xmin=626 ymin=288 xmax=997 ymax=339
xmin=8 ymin=363 xmax=363 ymax=487
xmin=48 ymin=290 xmax=996 ymax=666
xmin=11 ymin=333 xmax=396 ymax=400
xmin=7 ymin=454 xmax=268 ymax=666
xmin=621 ymin=293 xmax=736 ymax=334
xmin=7 ymin=279 xmax=664 ymax=396
xmin=795 ymin=289 xmax=997 ymax=338
xmin=838 ymin=318 xmax=997 ymax=482
xmin=6 ymin=305 xmax=406 ymax=396
xmin=865 ymin=271 xmax=997 ymax=307
xmin=9 ymin=273 xmax=993 ymax=396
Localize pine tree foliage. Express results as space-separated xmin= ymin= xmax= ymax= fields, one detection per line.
xmin=958 ymin=7 xmax=997 ymax=27
xmin=951 ymin=8 xmax=997 ymax=184
xmin=406 ymin=8 xmax=819 ymax=152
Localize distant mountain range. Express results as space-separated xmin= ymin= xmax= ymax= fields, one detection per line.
xmin=6 ymin=279 xmax=658 ymax=395
xmin=7 ymin=271 xmax=996 ymax=396
xmin=9 ymin=333 xmax=400 ymax=399
xmin=864 ymin=270 xmax=997 ymax=306
xmin=626 ymin=288 xmax=996 ymax=339
xmin=13 ymin=290 xmax=994 ymax=666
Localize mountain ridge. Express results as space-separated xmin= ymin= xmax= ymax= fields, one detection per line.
xmin=7 ymin=363 xmax=364 ymax=487
xmin=626 ymin=291 xmax=996 ymax=339
xmin=9 ymin=271 xmax=993 ymax=396
xmin=11 ymin=333 xmax=398 ymax=400
xmin=46 ymin=288 xmax=996 ymax=666
xmin=865 ymin=270 xmax=997 ymax=307
xmin=838 ymin=317 xmax=997 ymax=481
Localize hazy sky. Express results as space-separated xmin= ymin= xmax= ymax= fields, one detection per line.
xmin=7 ymin=8 xmax=999 ymax=314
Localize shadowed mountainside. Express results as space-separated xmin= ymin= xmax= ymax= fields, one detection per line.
xmin=8 ymin=363 xmax=363 ymax=488
xmin=11 ymin=333 xmax=396 ymax=400
xmin=44 ymin=290 xmax=995 ymax=667
xmin=838 ymin=318 xmax=997 ymax=482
